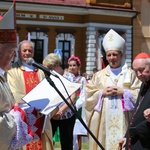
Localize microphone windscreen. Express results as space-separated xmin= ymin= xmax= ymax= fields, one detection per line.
xmin=26 ymin=58 xmax=34 ymax=65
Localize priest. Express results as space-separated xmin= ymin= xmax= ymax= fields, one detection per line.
xmin=85 ymin=29 xmax=141 ymax=150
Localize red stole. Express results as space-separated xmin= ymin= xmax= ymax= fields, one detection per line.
xmin=23 ymin=71 xmax=42 ymax=150
xmin=23 ymin=71 xmax=39 ymax=94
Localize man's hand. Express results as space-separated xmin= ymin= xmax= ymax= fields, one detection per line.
xmin=52 ymin=109 xmax=63 ymax=120
xmin=14 ymin=103 xmax=18 ymax=106
xmin=102 ymin=86 xmax=123 ymax=97
xmin=117 ymin=86 xmax=124 ymax=96
xmin=144 ymin=108 xmax=150 ymax=122
xmin=119 ymin=138 xmax=126 ymax=149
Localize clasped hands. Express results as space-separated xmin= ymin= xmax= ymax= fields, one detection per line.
xmin=102 ymin=86 xmax=123 ymax=97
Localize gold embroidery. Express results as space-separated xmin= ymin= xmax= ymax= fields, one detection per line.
xmin=109 ymin=140 xmax=118 ymax=150
xmin=108 ymin=33 xmax=114 ymax=41
xmin=27 ymin=140 xmax=42 ymax=150
xmin=109 ymin=117 xmax=120 ymax=130
xmin=26 ymin=72 xmax=38 ymax=88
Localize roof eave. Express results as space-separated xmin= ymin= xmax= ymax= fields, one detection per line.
xmin=0 ymin=1 xmax=139 ymax=18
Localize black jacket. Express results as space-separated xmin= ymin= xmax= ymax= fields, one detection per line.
xmin=125 ymin=80 xmax=150 ymax=150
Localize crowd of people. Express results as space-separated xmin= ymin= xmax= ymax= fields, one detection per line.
xmin=2 ymin=2 xmax=150 ymax=150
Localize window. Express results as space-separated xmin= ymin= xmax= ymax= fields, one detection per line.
xmin=56 ymin=33 xmax=75 ymax=69
xmin=31 ymin=39 xmax=44 ymax=64
xmin=58 ymin=40 xmax=71 ymax=69
xmin=27 ymin=31 xmax=48 ymax=64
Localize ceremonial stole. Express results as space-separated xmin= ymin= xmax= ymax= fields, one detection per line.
xmin=23 ymin=71 xmax=42 ymax=150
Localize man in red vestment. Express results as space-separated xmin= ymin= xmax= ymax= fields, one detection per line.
xmin=7 ymin=40 xmax=54 ymax=150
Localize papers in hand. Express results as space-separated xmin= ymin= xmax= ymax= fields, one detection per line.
xmin=22 ymin=71 xmax=82 ymax=116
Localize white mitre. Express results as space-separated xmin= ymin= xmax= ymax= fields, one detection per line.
xmin=102 ymin=29 xmax=125 ymax=52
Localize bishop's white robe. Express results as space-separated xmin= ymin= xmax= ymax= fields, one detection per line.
xmin=0 ymin=75 xmax=16 ymax=150
xmin=85 ymin=65 xmax=141 ymax=150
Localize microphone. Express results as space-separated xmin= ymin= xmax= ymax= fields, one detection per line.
xmin=26 ymin=58 xmax=58 ymax=78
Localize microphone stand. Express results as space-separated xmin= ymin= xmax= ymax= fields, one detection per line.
xmin=44 ymin=73 xmax=105 ymax=150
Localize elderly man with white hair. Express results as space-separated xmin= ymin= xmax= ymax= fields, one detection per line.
xmin=119 ymin=52 xmax=150 ymax=150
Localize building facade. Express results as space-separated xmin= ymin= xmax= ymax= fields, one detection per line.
xmin=133 ymin=0 xmax=150 ymax=57
xmin=1 ymin=0 xmax=147 ymax=75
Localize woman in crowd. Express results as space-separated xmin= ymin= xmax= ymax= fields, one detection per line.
xmin=43 ymin=53 xmax=77 ymax=150
xmin=68 ymin=55 xmax=87 ymax=150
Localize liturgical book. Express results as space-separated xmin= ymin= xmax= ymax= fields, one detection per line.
xmin=22 ymin=70 xmax=82 ymax=116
